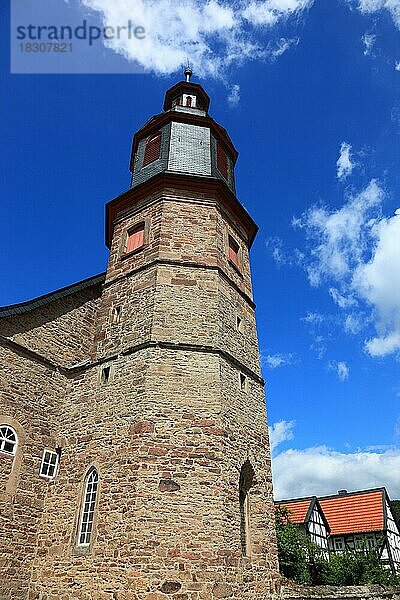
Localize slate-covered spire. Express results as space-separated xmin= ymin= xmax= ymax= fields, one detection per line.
xmin=129 ymin=72 xmax=237 ymax=194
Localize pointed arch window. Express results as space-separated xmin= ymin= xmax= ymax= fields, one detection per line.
xmin=0 ymin=425 xmax=17 ymax=456
xmin=142 ymin=132 xmax=162 ymax=167
xmin=78 ymin=468 xmax=99 ymax=547
xmin=239 ymin=461 xmax=254 ymax=557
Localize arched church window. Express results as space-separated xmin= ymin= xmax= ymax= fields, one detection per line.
xmin=78 ymin=467 xmax=99 ymax=546
xmin=186 ymin=95 xmax=192 ymax=107
xmin=142 ymin=132 xmax=162 ymax=167
xmin=239 ymin=461 xmax=254 ymax=557
xmin=0 ymin=425 xmax=17 ymax=456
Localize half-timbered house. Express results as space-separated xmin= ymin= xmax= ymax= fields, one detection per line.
xmin=319 ymin=488 xmax=400 ymax=571
xmin=276 ymin=496 xmax=330 ymax=555
xmin=276 ymin=487 xmax=400 ymax=572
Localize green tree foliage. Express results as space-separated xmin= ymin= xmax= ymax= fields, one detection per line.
xmin=275 ymin=507 xmax=400 ymax=586
xmin=391 ymin=500 xmax=400 ymax=524
xmin=320 ymin=552 xmax=400 ymax=586
xmin=275 ymin=506 xmax=324 ymax=584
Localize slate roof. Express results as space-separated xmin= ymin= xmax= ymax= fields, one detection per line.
xmin=0 ymin=273 xmax=105 ymax=318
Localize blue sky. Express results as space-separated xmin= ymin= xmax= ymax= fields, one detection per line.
xmin=1 ymin=0 xmax=400 ymax=499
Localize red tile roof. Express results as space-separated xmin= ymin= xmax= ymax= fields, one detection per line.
xmin=319 ymin=490 xmax=384 ymax=535
xmin=277 ymin=499 xmax=313 ymax=525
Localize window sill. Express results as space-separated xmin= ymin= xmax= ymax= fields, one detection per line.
xmin=121 ymin=246 xmax=145 ymax=261
xmin=228 ymin=259 xmax=243 ymax=277
xmin=39 ymin=474 xmax=56 ymax=482
xmin=0 ymin=450 xmax=15 ymax=459
xmin=72 ymin=544 xmax=91 ymax=557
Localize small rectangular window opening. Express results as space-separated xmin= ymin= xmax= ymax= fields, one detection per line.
xmin=111 ymin=306 xmax=121 ymax=325
xmin=142 ymin=132 xmax=161 ymax=167
xmin=40 ymin=449 xmax=59 ymax=479
xmin=217 ymin=143 xmax=229 ymax=179
xmin=240 ymin=373 xmax=247 ymax=392
xmin=101 ymin=366 xmax=111 ymax=384
xmin=236 ymin=316 xmax=242 ymax=332
xmin=125 ymin=223 xmax=145 ymax=255
xmin=228 ymin=236 xmax=240 ymax=268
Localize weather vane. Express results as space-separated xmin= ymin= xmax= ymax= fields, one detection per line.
xmin=184 ymin=59 xmax=192 ymax=82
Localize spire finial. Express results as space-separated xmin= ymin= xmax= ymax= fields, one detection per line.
xmin=184 ymin=60 xmax=192 ymax=82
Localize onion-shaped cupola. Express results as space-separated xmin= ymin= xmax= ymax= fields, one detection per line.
xmin=129 ymin=70 xmax=238 ymax=193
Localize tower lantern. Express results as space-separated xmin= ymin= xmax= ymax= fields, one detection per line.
xmin=126 ymin=74 xmax=237 ymax=201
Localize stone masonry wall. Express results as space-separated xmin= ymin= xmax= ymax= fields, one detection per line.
xmin=0 ymin=283 xmax=102 ymax=367
xmin=28 ymin=349 xmax=149 ymax=600
xmin=0 ymin=345 xmax=65 ymax=600
xmin=282 ymin=584 xmax=400 ymax=600
xmin=0 ymin=174 xmax=279 ymax=598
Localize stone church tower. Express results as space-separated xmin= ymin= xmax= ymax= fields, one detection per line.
xmin=0 ymin=75 xmax=279 ymax=599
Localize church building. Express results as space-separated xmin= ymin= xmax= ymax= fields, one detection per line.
xmin=0 ymin=73 xmax=279 ymax=600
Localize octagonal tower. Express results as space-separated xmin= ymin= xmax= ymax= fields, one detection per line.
xmin=0 ymin=75 xmax=279 ymax=600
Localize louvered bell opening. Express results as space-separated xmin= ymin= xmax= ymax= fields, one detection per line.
xmin=217 ymin=143 xmax=228 ymax=179
xmin=143 ymin=132 xmax=161 ymax=167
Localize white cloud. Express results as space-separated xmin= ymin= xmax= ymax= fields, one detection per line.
xmin=301 ymin=311 xmax=325 ymax=325
xmin=337 ymin=141 xmax=354 ymax=181
xmin=263 ymin=352 xmax=295 ymax=368
xmin=361 ymin=32 xmax=376 ymax=55
xmin=266 ymin=236 xmax=291 ymax=266
xmin=329 ymin=360 xmax=350 ymax=381
xmin=273 ymin=445 xmax=400 ymax=499
xmin=329 ymin=287 xmax=356 ymax=308
xmin=310 ymin=335 xmax=327 ymax=359
xmin=269 ymin=420 xmax=295 ymax=452
xmin=396 ymin=61 xmax=400 ymax=71
xmin=242 ymin=2 xmax=279 ymax=26
xmin=75 ymin=0 xmax=313 ymax=76
xmin=294 ymin=179 xmax=383 ymax=286
xmin=271 ymin=421 xmax=400 ymax=498
xmin=296 ymin=182 xmax=400 ymax=358
xmin=243 ymin=0 xmax=313 ymax=26
xmin=344 ymin=313 xmax=364 ymax=334
xmin=348 ymin=0 xmax=400 ymax=29
xmin=353 ymin=209 xmax=400 ymax=356
xmin=228 ymin=84 xmax=240 ymax=106
xmin=270 ymin=37 xmax=299 ymax=59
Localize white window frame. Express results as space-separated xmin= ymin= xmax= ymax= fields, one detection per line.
xmin=39 ymin=449 xmax=59 ymax=479
xmin=78 ymin=468 xmax=99 ymax=547
xmin=334 ymin=538 xmax=344 ymax=550
xmin=0 ymin=425 xmax=18 ymax=456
